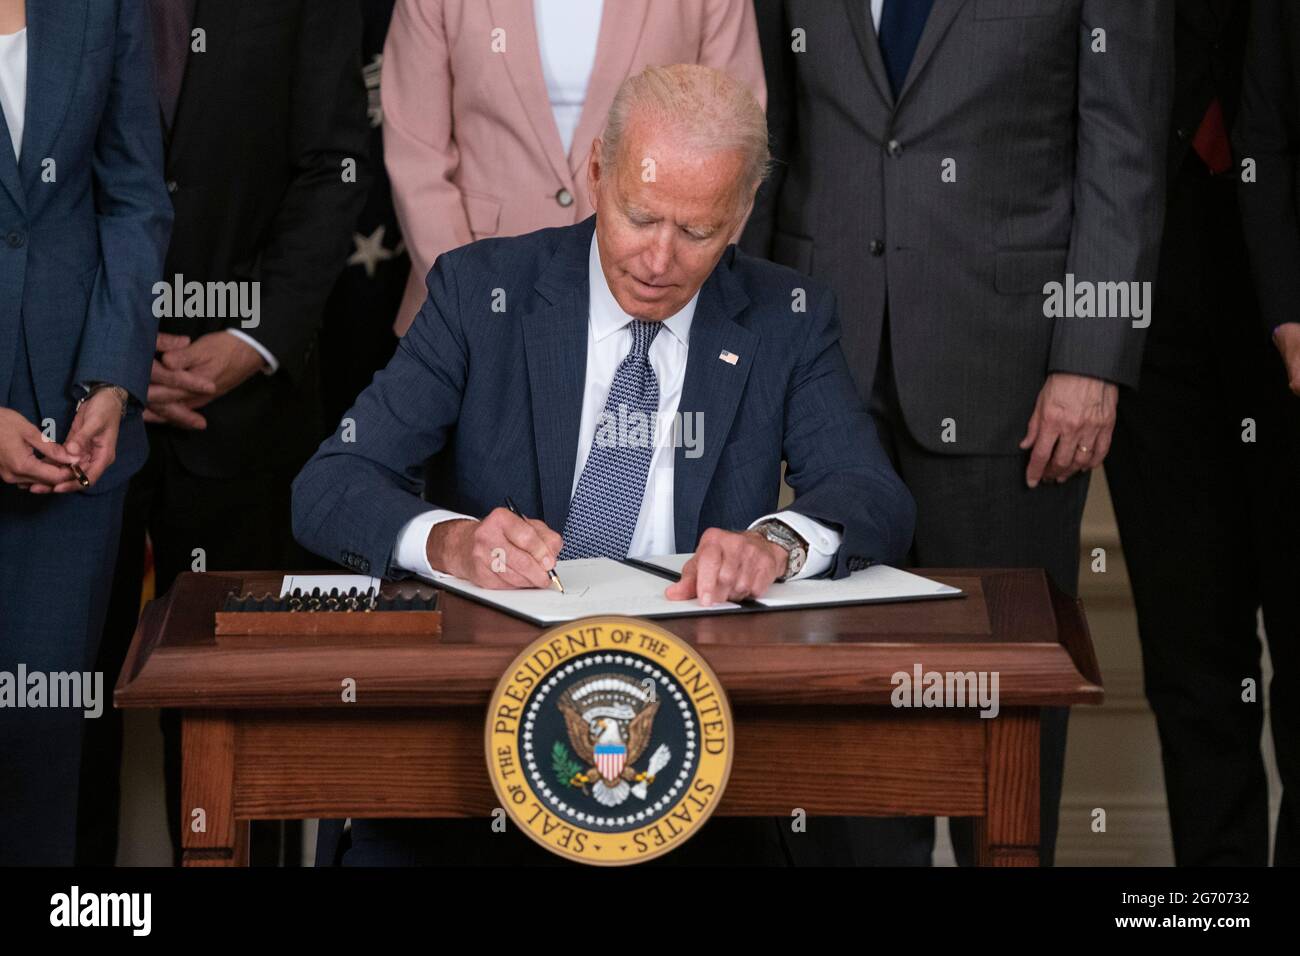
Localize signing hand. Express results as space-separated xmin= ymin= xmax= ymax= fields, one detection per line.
xmin=665 ymin=527 xmax=788 ymax=606
xmin=0 ymin=407 xmax=81 ymax=491
xmin=1275 ymin=323 xmax=1300 ymax=397
xmin=1019 ymin=372 xmax=1118 ymax=488
xmin=427 ymin=508 xmax=564 ymax=589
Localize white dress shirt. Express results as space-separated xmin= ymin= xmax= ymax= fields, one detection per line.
xmin=394 ymin=234 xmax=843 ymax=580
xmin=871 ymin=0 xmax=884 ymax=32
xmin=534 ymin=0 xmax=604 ymax=156
xmin=0 ymin=28 xmax=27 ymax=163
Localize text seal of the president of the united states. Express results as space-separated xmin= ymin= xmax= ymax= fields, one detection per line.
xmin=486 ymin=616 xmax=733 ymax=865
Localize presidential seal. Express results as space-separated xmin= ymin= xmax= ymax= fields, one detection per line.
xmin=485 ymin=616 xmax=733 ymax=865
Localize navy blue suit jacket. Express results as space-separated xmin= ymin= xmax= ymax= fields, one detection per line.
xmin=0 ymin=0 xmax=172 ymax=492
xmin=293 ymin=216 xmax=914 ymax=580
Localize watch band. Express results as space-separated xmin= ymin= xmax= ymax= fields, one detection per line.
xmin=78 ymin=383 xmax=130 ymax=419
xmin=753 ymin=519 xmax=808 ymax=581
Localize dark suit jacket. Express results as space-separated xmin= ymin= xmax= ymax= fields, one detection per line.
xmin=742 ymin=0 xmax=1173 ymax=454
xmin=0 ymin=0 xmax=172 ymax=492
xmin=155 ymin=0 xmax=370 ymax=477
xmin=1236 ymin=0 xmax=1300 ymax=336
xmin=292 ymin=217 xmax=915 ymax=580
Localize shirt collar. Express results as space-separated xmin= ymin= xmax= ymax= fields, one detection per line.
xmin=588 ymin=231 xmax=697 ymax=347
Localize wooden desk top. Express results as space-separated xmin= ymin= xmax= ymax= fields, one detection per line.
xmin=115 ymin=569 xmax=1102 ymax=709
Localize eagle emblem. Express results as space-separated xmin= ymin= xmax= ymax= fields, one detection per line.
xmin=554 ymin=673 xmax=671 ymax=808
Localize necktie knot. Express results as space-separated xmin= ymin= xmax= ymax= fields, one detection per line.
xmin=628 ymin=319 xmax=662 ymax=359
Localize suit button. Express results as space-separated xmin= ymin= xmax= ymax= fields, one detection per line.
xmin=6 ymin=230 xmax=23 ymax=248
xmin=1175 ymin=128 xmax=1189 ymax=141
xmin=555 ymin=188 xmax=574 ymax=208
xmin=886 ymin=139 xmax=903 ymax=157
xmin=166 ymin=179 xmax=179 ymax=194
xmin=869 ymin=239 xmax=884 ymax=257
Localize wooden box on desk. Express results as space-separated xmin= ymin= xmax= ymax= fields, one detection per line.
xmin=115 ymin=568 xmax=1102 ymax=866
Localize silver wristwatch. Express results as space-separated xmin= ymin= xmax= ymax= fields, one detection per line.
xmin=753 ymin=519 xmax=808 ymax=581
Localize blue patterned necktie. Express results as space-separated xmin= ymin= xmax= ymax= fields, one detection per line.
xmin=560 ymin=319 xmax=663 ymax=560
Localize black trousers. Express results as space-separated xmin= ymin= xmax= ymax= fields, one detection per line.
xmin=834 ymin=320 xmax=1086 ymax=867
xmin=1105 ymin=165 xmax=1300 ymax=867
xmin=77 ymin=436 xmax=318 ymax=866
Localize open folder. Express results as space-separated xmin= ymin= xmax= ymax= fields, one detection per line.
xmin=419 ymin=554 xmax=962 ymax=626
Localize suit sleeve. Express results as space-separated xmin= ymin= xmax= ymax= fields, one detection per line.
xmin=780 ymin=286 xmax=916 ymax=580
xmin=739 ymin=0 xmax=792 ymax=260
xmin=230 ymin=0 xmax=370 ymax=384
xmin=73 ymin=0 xmax=173 ymax=405
xmin=1235 ymin=0 xmax=1300 ymax=335
xmin=292 ymin=250 xmax=469 ymax=578
xmin=383 ymin=0 xmax=474 ymax=335
xmin=1050 ymin=0 xmax=1173 ymax=388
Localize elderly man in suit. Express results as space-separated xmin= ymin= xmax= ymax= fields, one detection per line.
xmin=742 ymin=0 xmax=1173 ymax=865
xmin=292 ymin=63 xmax=914 ymax=865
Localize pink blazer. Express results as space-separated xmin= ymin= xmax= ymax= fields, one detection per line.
xmin=382 ymin=0 xmax=766 ymax=333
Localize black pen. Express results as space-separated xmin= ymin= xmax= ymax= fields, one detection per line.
xmin=504 ymin=496 xmax=565 ymax=593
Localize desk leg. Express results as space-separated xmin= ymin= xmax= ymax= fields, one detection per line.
xmin=181 ymin=712 xmax=248 ymax=867
xmin=974 ymin=707 xmax=1040 ymax=866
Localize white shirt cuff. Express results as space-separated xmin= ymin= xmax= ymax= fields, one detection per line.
xmin=225 ymin=329 xmax=279 ymax=375
xmin=394 ymin=509 xmax=477 ymax=577
xmin=748 ymin=510 xmax=843 ymax=580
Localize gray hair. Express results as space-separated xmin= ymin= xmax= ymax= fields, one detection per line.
xmin=600 ymin=64 xmax=770 ymax=206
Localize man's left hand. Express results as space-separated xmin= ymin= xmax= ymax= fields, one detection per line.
xmin=664 ymin=527 xmax=788 ymax=606
xmin=150 ymin=331 xmax=265 ymax=415
xmin=1019 ymin=372 xmax=1118 ymax=488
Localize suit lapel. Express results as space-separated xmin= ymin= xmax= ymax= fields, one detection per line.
xmin=523 ymin=219 xmax=594 ymax=531
xmin=487 ymin=0 xmax=574 ymax=190
xmin=0 ymin=94 xmax=20 ymax=213
xmin=166 ymin=0 xmax=239 ymax=172
xmin=20 ymin=0 xmax=87 ymax=198
xmin=673 ymin=251 xmax=754 ymax=551
xmin=895 ymin=0 xmax=969 ymax=106
xmin=566 ymin=0 xmax=650 ymax=176
xmin=842 ymin=0 xmax=894 ymax=109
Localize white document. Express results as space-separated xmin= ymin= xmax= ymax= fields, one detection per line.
xmin=420 ymin=557 xmax=739 ymax=624
xmin=422 ymin=554 xmax=960 ymax=625
xmin=630 ymin=554 xmax=962 ymax=607
xmin=279 ymin=573 xmax=381 ymax=597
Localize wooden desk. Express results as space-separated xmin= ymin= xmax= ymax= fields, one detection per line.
xmin=114 ymin=569 xmax=1102 ymax=866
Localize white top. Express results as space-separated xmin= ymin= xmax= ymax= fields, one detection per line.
xmin=0 ymin=28 xmax=27 ymax=162
xmin=871 ymin=0 xmax=884 ymax=32
xmin=393 ymin=234 xmax=843 ymax=581
xmin=533 ymin=0 xmax=603 ymax=156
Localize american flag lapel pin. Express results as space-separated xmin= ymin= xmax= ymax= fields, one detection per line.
xmin=718 ymin=349 xmax=739 ymax=365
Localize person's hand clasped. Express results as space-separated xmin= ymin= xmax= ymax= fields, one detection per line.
xmin=1019 ymin=371 xmax=1118 ymax=488
xmin=665 ymin=527 xmax=788 ymax=606
xmin=427 ymin=507 xmax=564 ymax=589
xmin=143 ymin=331 xmax=262 ymax=430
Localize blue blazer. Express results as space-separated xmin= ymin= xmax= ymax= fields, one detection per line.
xmin=0 ymin=0 xmax=172 ymax=491
xmin=292 ymin=216 xmax=915 ymax=579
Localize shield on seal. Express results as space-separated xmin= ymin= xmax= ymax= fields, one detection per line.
xmin=595 ymin=742 xmax=626 ymax=782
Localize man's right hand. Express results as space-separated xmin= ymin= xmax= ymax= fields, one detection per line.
xmin=426 ymin=508 xmax=564 ymax=589
xmin=1275 ymin=323 xmax=1300 ymax=397
xmin=0 ymin=407 xmax=80 ymax=489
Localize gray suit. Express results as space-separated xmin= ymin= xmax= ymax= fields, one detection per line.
xmin=744 ymin=0 xmax=1172 ymax=451
xmin=742 ymin=0 xmax=1172 ymax=865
